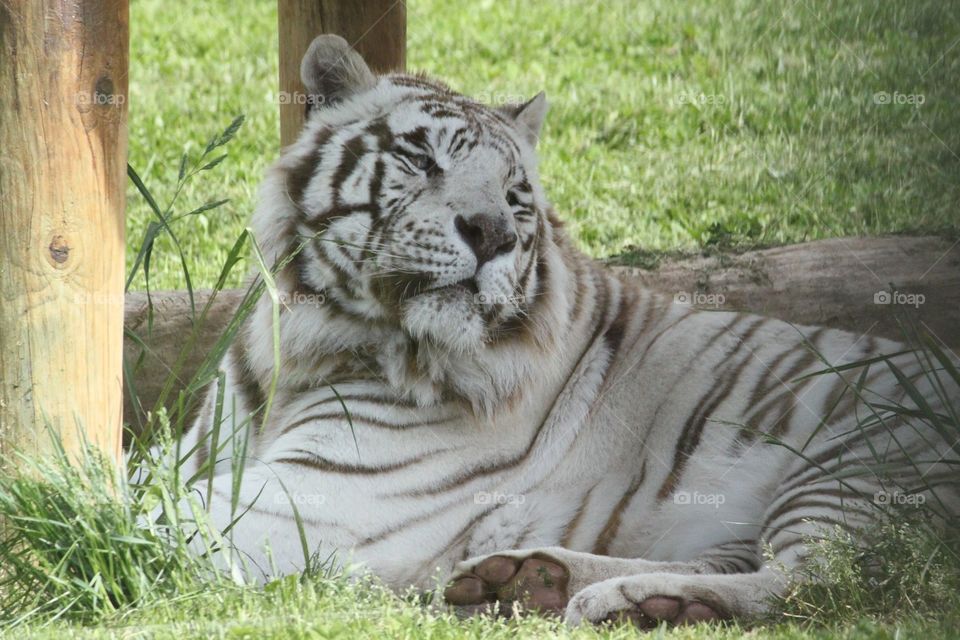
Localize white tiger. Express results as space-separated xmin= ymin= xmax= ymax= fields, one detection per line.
xmin=175 ymin=35 xmax=959 ymax=627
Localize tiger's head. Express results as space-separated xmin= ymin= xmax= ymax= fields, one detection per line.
xmin=252 ymin=35 xmax=575 ymax=408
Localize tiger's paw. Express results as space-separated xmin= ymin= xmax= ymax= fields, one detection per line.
xmin=565 ymin=575 xmax=730 ymax=629
xmin=444 ymin=550 xmax=570 ymax=616
xmin=597 ymin=596 xmax=724 ymax=629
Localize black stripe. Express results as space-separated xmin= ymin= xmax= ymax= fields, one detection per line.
xmin=764 ymin=513 xmax=859 ymax=544
xmin=601 ymin=286 xmax=635 ymax=357
xmin=769 ymin=536 xmax=808 ymax=557
xmin=656 ymin=318 xmax=767 ymax=501
xmin=594 ymin=461 xmax=647 ymax=554
xmin=279 ymin=411 xmax=454 ymax=436
xmin=559 ymin=483 xmax=598 ymax=547
xmin=331 ymin=135 xmax=368 ymax=205
xmin=764 ymin=497 xmax=873 ymax=532
xmin=739 ymin=330 xmax=827 ymax=442
xmin=398 ymin=127 xmax=431 ymax=152
xmin=275 ymin=448 xmax=446 ymax=475
xmin=287 ymin=127 xmax=335 ymax=209
xmin=367 ymin=157 xmax=386 ymax=222
xmin=364 ymin=119 xmax=395 ymax=150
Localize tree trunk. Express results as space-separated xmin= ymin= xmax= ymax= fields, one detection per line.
xmin=123 ymin=236 xmax=960 ymax=433
xmin=0 ymin=0 xmax=128 ymax=463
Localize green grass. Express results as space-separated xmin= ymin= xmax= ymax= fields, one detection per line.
xmin=2 ymin=436 xmax=958 ymax=639
xmin=127 ymin=0 xmax=960 ymax=290
xmin=9 ymin=582 xmax=960 ymax=640
xmin=0 ymin=421 xmax=241 ymax=629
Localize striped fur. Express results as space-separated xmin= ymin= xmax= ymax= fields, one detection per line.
xmin=178 ymin=36 xmax=959 ymax=624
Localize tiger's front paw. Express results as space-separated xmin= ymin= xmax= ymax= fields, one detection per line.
xmin=444 ymin=550 xmax=570 ymax=616
xmin=565 ymin=575 xmax=729 ymax=629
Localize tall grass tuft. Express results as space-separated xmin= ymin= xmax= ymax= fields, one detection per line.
xmin=0 ymin=422 xmax=227 ymax=627
xmin=780 ymin=516 xmax=960 ymax=625
xmin=770 ymin=317 xmax=960 ymax=626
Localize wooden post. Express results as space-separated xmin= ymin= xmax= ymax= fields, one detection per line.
xmin=0 ymin=1 xmax=128 ymax=463
xmin=278 ymin=0 xmax=406 ymax=146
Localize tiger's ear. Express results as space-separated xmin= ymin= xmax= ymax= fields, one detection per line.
xmin=300 ymin=34 xmax=376 ymax=108
xmin=497 ymin=92 xmax=548 ymax=148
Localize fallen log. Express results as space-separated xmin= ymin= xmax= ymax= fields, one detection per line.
xmin=124 ymin=236 xmax=960 ymax=427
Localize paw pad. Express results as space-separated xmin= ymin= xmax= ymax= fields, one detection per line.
xmin=602 ymin=595 xmax=725 ymax=629
xmin=444 ymin=554 xmax=569 ymax=616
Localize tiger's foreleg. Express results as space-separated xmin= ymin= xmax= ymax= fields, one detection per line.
xmin=445 ymin=486 xmax=881 ymax=626
xmin=562 ymin=567 xmax=787 ymax=627
xmin=444 ymin=540 xmax=769 ymax=623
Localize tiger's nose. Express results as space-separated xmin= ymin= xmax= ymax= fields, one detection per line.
xmin=454 ymin=213 xmax=518 ymax=266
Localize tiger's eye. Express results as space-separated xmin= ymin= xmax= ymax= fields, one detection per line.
xmin=411 ymin=154 xmax=434 ymax=172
